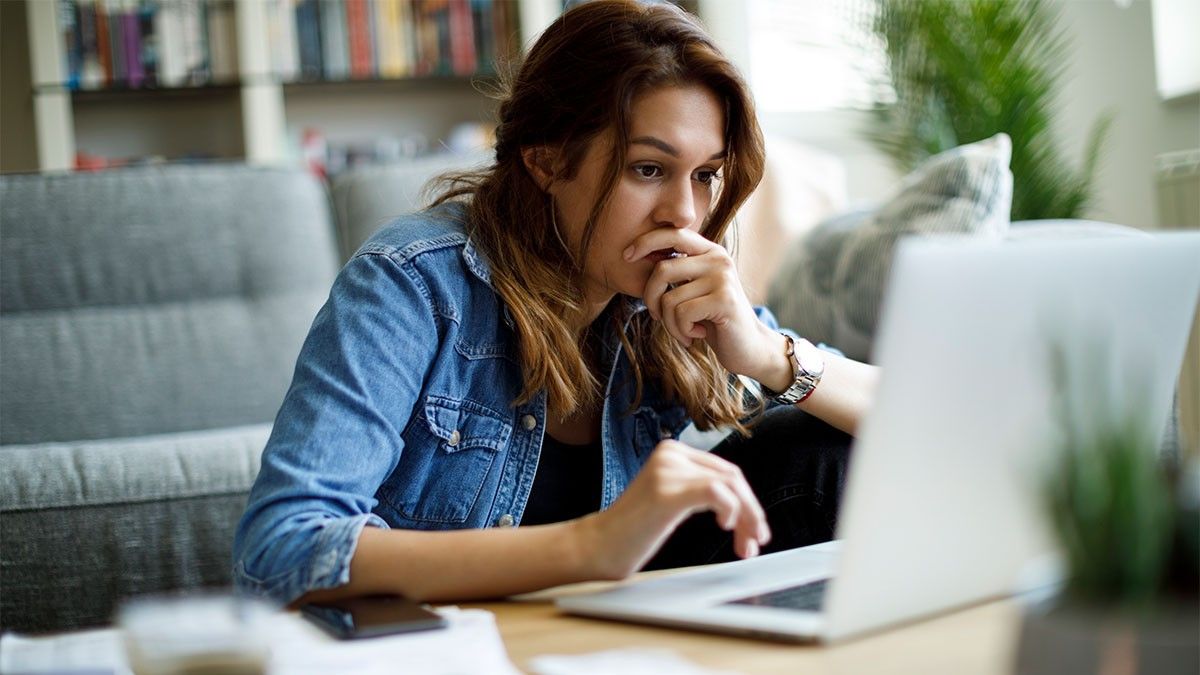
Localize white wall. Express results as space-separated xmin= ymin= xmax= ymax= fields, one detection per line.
xmin=698 ymin=0 xmax=902 ymax=207
xmin=1151 ymin=0 xmax=1200 ymax=100
xmin=1054 ymin=0 xmax=1199 ymax=229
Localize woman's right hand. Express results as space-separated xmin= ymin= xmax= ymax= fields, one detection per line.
xmin=573 ymin=440 xmax=771 ymax=580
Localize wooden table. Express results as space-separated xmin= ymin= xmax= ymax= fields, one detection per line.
xmin=464 ymin=576 xmax=1024 ymax=674
xmin=0 ymin=575 xmax=1022 ymax=674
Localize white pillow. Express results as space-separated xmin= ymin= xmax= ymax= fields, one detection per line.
xmin=767 ymin=133 xmax=1014 ymax=361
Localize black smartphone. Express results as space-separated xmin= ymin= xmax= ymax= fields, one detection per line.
xmin=299 ymin=594 xmax=448 ymax=640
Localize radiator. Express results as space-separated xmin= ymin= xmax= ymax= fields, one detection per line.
xmin=1157 ymin=149 xmax=1200 ymax=459
xmin=1157 ymin=149 xmax=1200 ymax=228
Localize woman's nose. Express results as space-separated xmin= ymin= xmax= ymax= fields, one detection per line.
xmin=654 ymin=178 xmax=697 ymax=229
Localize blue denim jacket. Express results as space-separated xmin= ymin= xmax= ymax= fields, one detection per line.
xmin=232 ymin=201 xmax=789 ymax=605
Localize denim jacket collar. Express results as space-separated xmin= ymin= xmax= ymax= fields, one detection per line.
xmin=461 ymin=236 xmax=493 ymax=289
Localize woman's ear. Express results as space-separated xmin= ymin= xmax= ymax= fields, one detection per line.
xmin=521 ymin=146 xmax=558 ymax=192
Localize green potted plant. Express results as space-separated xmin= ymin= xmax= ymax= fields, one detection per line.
xmin=868 ymin=0 xmax=1111 ymax=221
xmin=1015 ymin=345 xmax=1199 ymax=674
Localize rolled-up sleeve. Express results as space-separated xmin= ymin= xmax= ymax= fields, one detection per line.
xmin=755 ymin=305 xmax=843 ymax=357
xmin=233 ymin=251 xmax=439 ymax=605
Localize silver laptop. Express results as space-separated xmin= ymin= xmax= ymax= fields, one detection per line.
xmin=558 ymin=232 xmax=1200 ymax=642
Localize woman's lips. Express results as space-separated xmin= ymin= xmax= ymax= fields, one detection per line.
xmin=645 ymin=248 xmax=683 ymax=263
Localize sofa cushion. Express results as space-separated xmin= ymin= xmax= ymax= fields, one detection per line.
xmin=0 ymin=424 xmax=268 ymax=512
xmin=0 ymin=424 xmax=269 ymax=632
xmin=0 ymin=164 xmax=338 ymax=445
xmin=767 ymin=134 xmax=1014 ymax=361
xmin=331 ymin=151 xmax=490 ymax=260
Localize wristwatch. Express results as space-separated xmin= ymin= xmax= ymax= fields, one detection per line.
xmin=763 ymin=334 xmax=825 ymax=405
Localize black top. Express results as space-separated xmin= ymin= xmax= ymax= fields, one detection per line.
xmin=519 ymin=434 xmax=603 ymax=526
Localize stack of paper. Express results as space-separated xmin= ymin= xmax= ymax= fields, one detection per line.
xmin=0 ymin=607 xmax=518 ymax=675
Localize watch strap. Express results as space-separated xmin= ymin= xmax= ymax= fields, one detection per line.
xmin=763 ymin=334 xmax=825 ymax=405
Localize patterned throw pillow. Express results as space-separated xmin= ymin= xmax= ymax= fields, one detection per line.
xmin=766 ymin=133 xmax=1013 ymax=361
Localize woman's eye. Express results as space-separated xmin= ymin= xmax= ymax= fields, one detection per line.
xmin=633 ymin=165 xmax=663 ymax=179
xmin=695 ymin=170 xmax=721 ymax=185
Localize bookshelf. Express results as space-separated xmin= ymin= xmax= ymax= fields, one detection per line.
xmin=24 ymin=0 xmax=562 ymax=172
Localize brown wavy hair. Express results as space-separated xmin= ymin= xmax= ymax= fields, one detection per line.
xmin=432 ymin=0 xmax=766 ymax=432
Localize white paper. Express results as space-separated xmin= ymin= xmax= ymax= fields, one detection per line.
xmin=267 ymin=607 xmax=520 ymax=675
xmin=1 ymin=607 xmax=518 ymax=675
xmin=529 ymin=647 xmax=743 ymax=675
xmin=0 ymin=627 xmax=131 ymax=675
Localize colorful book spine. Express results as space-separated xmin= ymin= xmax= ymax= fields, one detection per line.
xmin=95 ymin=1 xmax=113 ymax=86
xmin=373 ymin=0 xmax=391 ymax=77
xmin=274 ymin=0 xmax=302 ymax=81
xmin=447 ymin=0 xmax=475 ymax=76
xmin=413 ymin=0 xmax=446 ymax=76
xmin=295 ymin=0 xmax=324 ymax=80
xmin=493 ymin=0 xmax=518 ymax=68
xmin=75 ymin=0 xmax=104 ymax=88
xmin=137 ymin=0 xmax=157 ymax=87
xmin=180 ymin=0 xmax=211 ymax=85
xmin=58 ymin=0 xmax=515 ymax=93
xmin=319 ymin=0 xmax=349 ymax=80
xmin=345 ymin=0 xmax=372 ymax=79
xmin=155 ymin=0 xmax=185 ymax=87
xmin=105 ymin=0 xmax=126 ymax=85
xmin=434 ymin=1 xmax=450 ymax=75
xmin=366 ymin=0 xmax=379 ymax=77
xmin=395 ymin=0 xmax=412 ymax=75
xmin=123 ymin=0 xmax=144 ymax=88
xmin=59 ymin=0 xmax=82 ymax=89
xmin=375 ymin=0 xmax=405 ymax=78
xmin=470 ymin=0 xmax=492 ymax=75
xmin=207 ymin=0 xmax=238 ymax=84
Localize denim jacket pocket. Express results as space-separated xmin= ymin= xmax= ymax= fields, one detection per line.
xmin=384 ymin=395 xmax=512 ymax=524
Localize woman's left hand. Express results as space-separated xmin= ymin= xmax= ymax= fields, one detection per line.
xmin=624 ymin=228 xmax=783 ymax=381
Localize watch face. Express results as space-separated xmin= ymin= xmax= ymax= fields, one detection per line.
xmin=795 ymin=341 xmax=825 ymax=377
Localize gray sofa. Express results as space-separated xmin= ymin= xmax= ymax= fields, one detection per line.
xmin=0 ymin=158 xmax=470 ymax=633
xmin=0 ymin=155 xmax=1176 ymax=635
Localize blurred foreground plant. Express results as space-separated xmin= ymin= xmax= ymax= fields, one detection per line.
xmin=1043 ymin=343 xmax=1198 ymax=612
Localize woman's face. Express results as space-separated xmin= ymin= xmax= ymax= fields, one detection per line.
xmin=548 ymin=84 xmax=727 ymax=312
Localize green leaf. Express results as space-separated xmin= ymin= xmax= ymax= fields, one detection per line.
xmin=867 ymin=0 xmax=1113 ymax=220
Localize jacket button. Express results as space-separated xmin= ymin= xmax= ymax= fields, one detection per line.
xmin=522 ymin=414 xmax=537 ymax=431
xmin=496 ymin=513 xmax=515 ymax=527
xmin=447 ymin=430 xmax=461 ymax=447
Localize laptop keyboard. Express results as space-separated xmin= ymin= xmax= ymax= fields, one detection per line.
xmin=725 ymin=578 xmax=830 ymax=611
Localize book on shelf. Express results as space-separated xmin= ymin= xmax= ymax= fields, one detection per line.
xmin=448 ymin=0 xmax=476 ymax=76
xmin=94 ymin=1 xmax=113 ymax=86
xmin=155 ymin=0 xmax=186 ymax=86
xmin=75 ymin=0 xmax=106 ymax=88
xmin=137 ymin=0 xmax=159 ymax=87
xmin=295 ymin=0 xmax=323 ymax=80
xmin=375 ymin=0 xmax=409 ymax=77
xmin=319 ymin=0 xmax=350 ymax=80
xmin=123 ymin=0 xmax=144 ymax=88
xmin=57 ymin=0 xmax=217 ymax=90
xmin=345 ymin=0 xmax=374 ymax=78
xmin=279 ymin=0 xmax=517 ymax=83
xmin=266 ymin=0 xmax=301 ymax=82
xmin=54 ymin=0 xmax=519 ymax=91
xmin=59 ymin=0 xmax=80 ymax=90
xmin=206 ymin=0 xmax=238 ymax=84
xmin=178 ymin=0 xmax=211 ymax=86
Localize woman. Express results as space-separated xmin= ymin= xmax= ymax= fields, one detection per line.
xmin=233 ymin=0 xmax=879 ymax=606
